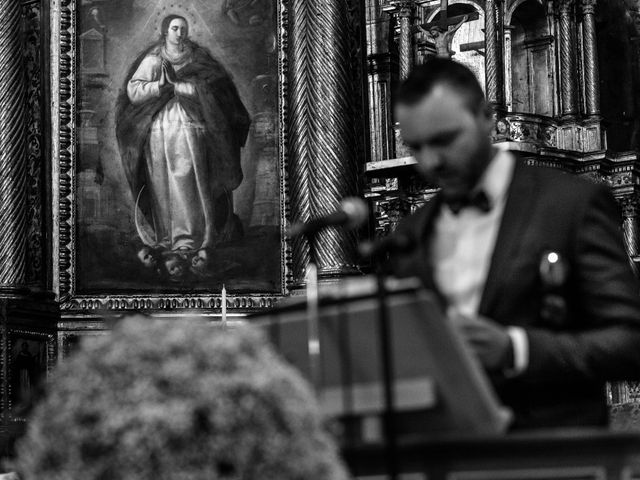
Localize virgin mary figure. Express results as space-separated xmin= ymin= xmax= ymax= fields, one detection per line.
xmin=116 ymin=14 xmax=250 ymax=276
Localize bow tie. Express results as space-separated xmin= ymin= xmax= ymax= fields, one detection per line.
xmin=445 ymin=190 xmax=491 ymax=215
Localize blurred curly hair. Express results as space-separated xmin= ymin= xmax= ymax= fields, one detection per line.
xmin=12 ymin=317 xmax=349 ymax=480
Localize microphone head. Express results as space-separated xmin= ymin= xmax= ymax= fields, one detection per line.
xmin=339 ymin=197 xmax=368 ymax=230
xmin=286 ymin=197 xmax=368 ymax=238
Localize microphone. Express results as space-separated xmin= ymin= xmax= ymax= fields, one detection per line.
xmin=358 ymin=232 xmax=417 ymax=258
xmin=287 ymin=197 xmax=368 ymax=237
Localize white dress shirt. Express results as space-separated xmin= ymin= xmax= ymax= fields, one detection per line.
xmin=430 ymin=149 xmax=528 ymax=375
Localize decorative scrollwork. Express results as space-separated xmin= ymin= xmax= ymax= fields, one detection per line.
xmin=52 ymin=0 xmax=75 ymax=301
xmin=22 ymin=1 xmax=44 ymax=288
xmin=62 ymin=294 xmax=281 ymax=312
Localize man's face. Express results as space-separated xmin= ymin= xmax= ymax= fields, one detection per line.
xmin=166 ymin=18 xmax=188 ymax=47
xmin=395 ymin=84 xmax=494 ymax=202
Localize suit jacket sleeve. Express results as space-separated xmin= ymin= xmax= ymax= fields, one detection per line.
xmin=523 ymin=184 xmax=640 ymax=384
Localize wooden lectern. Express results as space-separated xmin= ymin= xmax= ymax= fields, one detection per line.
xmin=254 ymin=276 xmax=510 ymax=441
xmin=252 ymin=276 xmax=640 ymax=480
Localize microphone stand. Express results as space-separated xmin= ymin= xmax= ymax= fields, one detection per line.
xmin=375 ymin=258 xmax=399 ymax=480
xmin=304 ymin=231 xmax=321 ymax=391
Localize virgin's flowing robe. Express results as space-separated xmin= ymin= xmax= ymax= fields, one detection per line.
xmin=116 ymin=42 xmax=250 ymax=251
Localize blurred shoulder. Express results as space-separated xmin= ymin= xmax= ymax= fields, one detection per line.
xmin=518 ymin=159 xmax=611 ymax=200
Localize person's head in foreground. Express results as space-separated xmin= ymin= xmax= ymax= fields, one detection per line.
xmin=12 ymin=317 xmax=349 ymax=480
xmin=395 ymin=57 xmax=495 ymax=204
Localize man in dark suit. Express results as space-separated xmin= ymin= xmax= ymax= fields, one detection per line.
xmin=391 ymin=58 xmax=640 ymax=429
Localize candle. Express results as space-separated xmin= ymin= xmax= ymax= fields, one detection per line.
xmin=221 ymin=285 xmax=227 ymax=326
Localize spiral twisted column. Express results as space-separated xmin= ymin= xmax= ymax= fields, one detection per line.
xmin=397 ymin=3 xmax=414 ymax=80
xmin=621 ymin=194 xmax=640 ymax=279
xmin=311 ymin=0 xmax=360 ymax=278
xmin=384 ymin=1 xmax=414 ymax=80
xmin=503 ymin=25 xmax=513 ymax=112
xmin=616 ymin=191 xmax=640 ymax=409
xmin=288 ymin=0 xmax=361 ymax=284
xmin=558 ymin=0 xmax=578 ymax=116
xmin=0 ymin=0 xmax=28 ymax=291
xmin=485 ymin=0 xmax=505 ymax=110
xmin=581 ymin=0 xmax=600 ymax=116
xmin=288 ymin=0 xmax=318 ymax=285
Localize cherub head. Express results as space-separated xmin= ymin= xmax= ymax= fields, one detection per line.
xmin=164 ymin=253 xmax=187 ymax=280
xmin=137 ymin=246 xmax=157 ymax=269
xmin=190 ymin=249 xmax=210 ymax=277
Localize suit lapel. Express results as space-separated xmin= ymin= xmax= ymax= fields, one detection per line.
xmin=478 ymin=159 xmax=537 ymax=316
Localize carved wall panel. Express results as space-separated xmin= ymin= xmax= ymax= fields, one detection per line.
xmin=23 ymin=1 xmax=46 ymax=290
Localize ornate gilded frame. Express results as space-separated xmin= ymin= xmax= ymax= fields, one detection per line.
xmin=50 ymin=0 xmax=290 ymax=313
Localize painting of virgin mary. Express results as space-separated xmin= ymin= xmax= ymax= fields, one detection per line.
xmin=74 ymin=0 xmax=281 ymax=295
xmin=116 ymin=14 xmax=251 ymax=281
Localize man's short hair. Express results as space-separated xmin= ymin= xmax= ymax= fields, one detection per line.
xmin=396 ymin=58 xmax=486 ymax=113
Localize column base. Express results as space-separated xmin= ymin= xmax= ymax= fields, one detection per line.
xmin=0 ymin=285 xmax=30 ymax=298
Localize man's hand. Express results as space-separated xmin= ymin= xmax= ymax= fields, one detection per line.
xmin=449 ymin=310 xmax=513 ymax=372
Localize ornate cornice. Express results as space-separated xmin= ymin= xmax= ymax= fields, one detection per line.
xmin=556 ymin=0 xmax=575 ymax=16
xmin=381 ymin=0 xmax=414 ymax=16
xmin=580 ymin=0 xmax=596 ymax=15
xmin=619 ymin=192 xmax=640 ymax=218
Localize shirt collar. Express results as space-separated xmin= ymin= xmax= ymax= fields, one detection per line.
xmin=474 ymin=148 xmax=515 ymax=209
